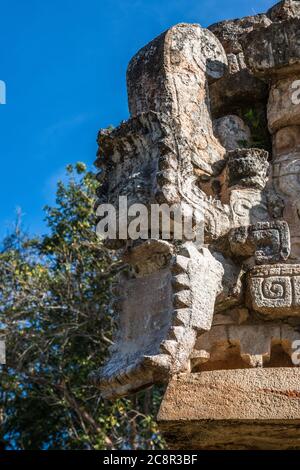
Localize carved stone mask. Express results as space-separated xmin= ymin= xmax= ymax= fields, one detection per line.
xmin=93 ymin=1 xmax=300 ymax=405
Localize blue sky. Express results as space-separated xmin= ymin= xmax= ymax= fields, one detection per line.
xmin=0 ymin=0 xmax=275 ymax=239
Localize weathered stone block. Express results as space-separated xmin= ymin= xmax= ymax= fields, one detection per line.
xmin=268 ymin=76 xmax=300 ymax=133
xmin=273 ymin=125 xmax=300 ymax=159
xmin=158 ymin=369 xmax=300 ymax=449
xmin=242 ymin=19 xmax=300 ymax=78
xmin=267 ymin=0 xmax=300 ymax=22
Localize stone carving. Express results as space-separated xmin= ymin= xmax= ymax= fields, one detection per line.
xmin=94 ymin=243 xmax=224 ymax=397
xmin=94 ymin=0 xmax=300 ymax=449
xmin=240 ymin=6 xmax=300 ymax=263
xmin=229 ymin=221 xmax=290 ymax=264
xmin=248 ymin=264 xmax=300 ymax=316
xmin=270 ymin=125 xmax=300 ymax=259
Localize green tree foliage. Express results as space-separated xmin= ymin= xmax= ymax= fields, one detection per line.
xmin=0 ymin=163 xmax=164 ymax=450
xmin=243 ymin=108 xmax=271 ymax=152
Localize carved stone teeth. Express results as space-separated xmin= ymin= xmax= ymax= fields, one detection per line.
xmin=177 ymin=245 xmax=193 ymax=258
xmin=173 ymin=291 xmax=192 ymax=308
xmin=171 ymin=255 xmax=190 ymax=275
xmin=172 ymin=274 xmax=190 ymax=291
xmin=172 ymin=309 xmax=191 ymax=327
xmin=160 ymin=340 xmax=179 ymax=356
xmin=168 ymin=326 xmax=187 ymax=342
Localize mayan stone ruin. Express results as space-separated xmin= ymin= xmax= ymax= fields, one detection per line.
xmin=94 ymin=0 xmax=300 ymax=449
